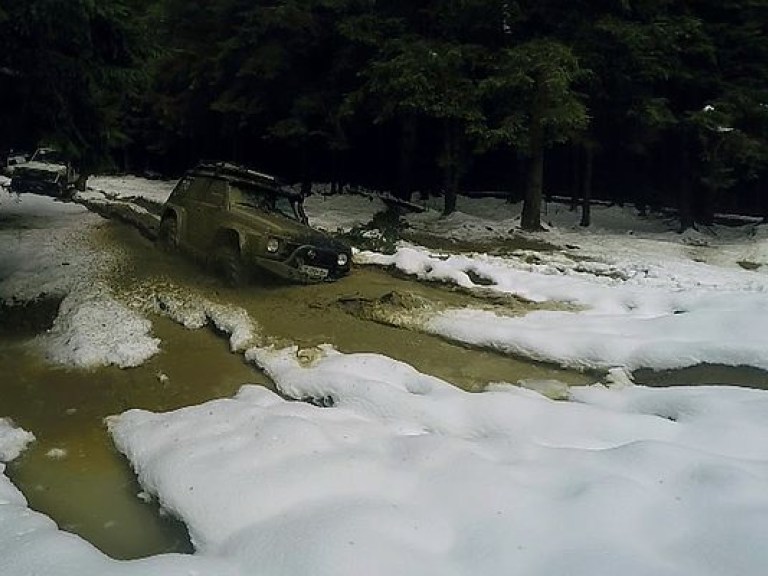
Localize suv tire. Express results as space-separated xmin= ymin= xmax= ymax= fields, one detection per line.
xmin=158 ymin=216 xmax=178 ymax=250
xmin=216 ymin=243 xmax=248 ymax=286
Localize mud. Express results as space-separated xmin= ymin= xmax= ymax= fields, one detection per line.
xmin=2 ymin=315 xmax=267 ymax=559
xmin=104 ymin=223 xmax=590 ymax=391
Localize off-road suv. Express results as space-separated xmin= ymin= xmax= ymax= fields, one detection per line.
xmin=9 ymin=148 xmax=79 ymax=197
xmin=158 ymin=162 xmax=352 ymax=284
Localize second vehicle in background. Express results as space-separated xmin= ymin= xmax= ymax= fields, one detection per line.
xmin=9 ymin=148 xmax=79 ymax=197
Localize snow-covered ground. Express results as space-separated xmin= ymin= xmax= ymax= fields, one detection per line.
xmin=0 ymin=187 xmax=161 ymax=367
xmin=87 ymin=175 xmax=177 ymax=205
xmin=3 ymin=178 xmax=768 ymax=575
xmin=359 ymin=199 xmax=768 ymax=371
xmin=109 ymin=348 xmax=768 ymax=576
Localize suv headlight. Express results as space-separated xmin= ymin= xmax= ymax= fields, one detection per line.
xmin=266 ymin=238 xmax=280 ymax=253
xmin=337 ymin=253 xmax=349 ymax=267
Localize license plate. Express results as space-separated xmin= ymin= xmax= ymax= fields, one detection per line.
xmin=299 ymin=264 xmax=328 ymax=280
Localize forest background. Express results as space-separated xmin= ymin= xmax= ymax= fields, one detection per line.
xmin=1 ymin=0 xmax=767 ymax=230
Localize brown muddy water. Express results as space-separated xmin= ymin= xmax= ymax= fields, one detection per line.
xmin=2 ymin=315 xmax=267 ymax=559
xmin=0 ymin=221 xmax=594 ymax=560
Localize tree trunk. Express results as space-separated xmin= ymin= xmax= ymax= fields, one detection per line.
xmin=397 ymin=115 xmax=417 ymax=202
xmin=579 ymin=144 xmax=594 ymax=227
xmin=570 ymin=144 xmax=581 ymax=211
xmin=697 ymin=184 xmax=715 ymax=226
xmin=75 ymin=173 xmax=89 ymax=192
xmin=122 ymin=147 xmax=131 ymax=174
xmin=442 ymin=120 xmax=461 ymax=216
xmin=521 ymin=101 xmax=545 ymax=230
xmin=678 ymin=136 xmax=694 ymax=233
xmin=521 ymin=72 xmax=547 ymax=231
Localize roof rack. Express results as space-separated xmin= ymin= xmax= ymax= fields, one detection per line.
xmin=195 ymin=161 xmax=277 ymax=183
xmin=190 ymin=161 xmax=300 ymax=198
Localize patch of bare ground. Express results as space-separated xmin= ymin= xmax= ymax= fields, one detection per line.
xmin=635 ymin=364 xmax=768 ymax=390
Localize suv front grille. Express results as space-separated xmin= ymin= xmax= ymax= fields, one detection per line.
xmin=294 ymin=245 xmax=338 ymax=268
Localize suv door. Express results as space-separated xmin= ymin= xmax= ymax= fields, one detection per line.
xmin=188 ymin=177 xmax=228 ymax=251
xmin=183 ymin=176 xmax=211 ymax=252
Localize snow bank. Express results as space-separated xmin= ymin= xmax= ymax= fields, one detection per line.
xmin=429 ymin=294 xmax=768 ymax=371
xmin=109 ymin=346 xmax=768 ymax=576
xmin=304 ymin=193 xmax=387 ymax=232
xmin=39 ymin=282 xmax=161 ymax=369
xmin=0 ymin=189 xmax=104 ymax=302
xmin=0 ymin=188 xmax=166 ymax=368
xmin=152 ymin=286 xmax=261 ymax=352
xmin=358 ymin=238 xmax=768 ymax=371
xmin=0 ymin=418 xmax=35 ymax=462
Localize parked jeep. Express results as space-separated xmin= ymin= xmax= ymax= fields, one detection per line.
xmin=2 ymin=151 xmax=29 ymax=177
xmin=158 ymin=162 xmax=352 ymax=284
xmin=9 ymin=148 xmax=79 ymax=197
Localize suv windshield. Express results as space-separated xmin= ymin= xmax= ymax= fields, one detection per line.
xmin=230 ymin=184 xmax=306 ymax=223
xmin=33 ymin=149 xmax=65 ymax=164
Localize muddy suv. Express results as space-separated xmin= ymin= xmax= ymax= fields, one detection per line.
xmin=9 ymin=147 xmax=79 ymax=197
xmin=158 ymin=162 xmax=352 ymax=284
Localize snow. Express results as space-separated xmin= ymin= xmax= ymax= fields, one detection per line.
xmin=0 ymin=418 xmax=35 ymax=462
xmin=87 ymin=175 xmax=177 ymax=205
xmin=153 ymin=285 xmax=262 ymax=352
xmin=0 ymin=188 xmax=161 ymax=368
xmin=4 ymin=181 xmax=768 ymax=575
xmin=0 ymin=189 xmax=104 ymax=303
xmin=356 ymin=199 xmax=768 ymax=371
xmin=39 ymin=282 xmax=161 ymax=369
xmin=304 ymin=192 xmax=387 ymax=232
xmin=109 ymin=345 xmax=768 ymax=576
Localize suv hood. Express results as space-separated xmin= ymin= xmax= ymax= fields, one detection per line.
xmin=235 ymin=204 xmax=349 ymax=252
xmin=16 ymin=161 xmax=66 ymax=176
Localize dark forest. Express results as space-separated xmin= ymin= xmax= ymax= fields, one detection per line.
xmin=1 ymin=0 xmax=767 ymax=229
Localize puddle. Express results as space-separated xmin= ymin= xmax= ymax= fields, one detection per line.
xmin=2 ymin=315 xmax=268 ymax=559
xmin=634 ymin=364 xmax=768 ymax=390
xmin=0 ymin=296 xmax=63 ymax=337
xmin=737 ymin=260 xmax=761 ymax=271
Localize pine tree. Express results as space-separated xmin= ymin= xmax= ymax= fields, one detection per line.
xmin=0 ymin=0 xmax=151 ymax=175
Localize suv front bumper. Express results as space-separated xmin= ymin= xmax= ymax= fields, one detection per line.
xmin=10 ymin=177 xmax=65 ymax=197
xmin=250 ymin=244 xmax=351 ymax=283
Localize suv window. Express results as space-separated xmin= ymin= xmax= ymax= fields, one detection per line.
xmin=186 ymin=176 xmax=210 ymax=201
xmin=230 ymin=184 xmax=301 ymax=221
xmin=202 ymin=179 xmax=227 ymax=207
xmin=33 ymin=149 xmax=65 ymax=164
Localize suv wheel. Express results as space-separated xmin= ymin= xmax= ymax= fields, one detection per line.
xmin=216 ymin=243 xmax=248 ymax=286
xmin=158 ymin=216 xmax=178 ymax=250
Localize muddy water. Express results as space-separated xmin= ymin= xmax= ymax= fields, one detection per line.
xmin=111 ymin=224 xmax=592 ymax=392
xmin=2 ymin=315 xmax=267 ymax=559
xmin=2 ymin=221 xmax=593 ymax=560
